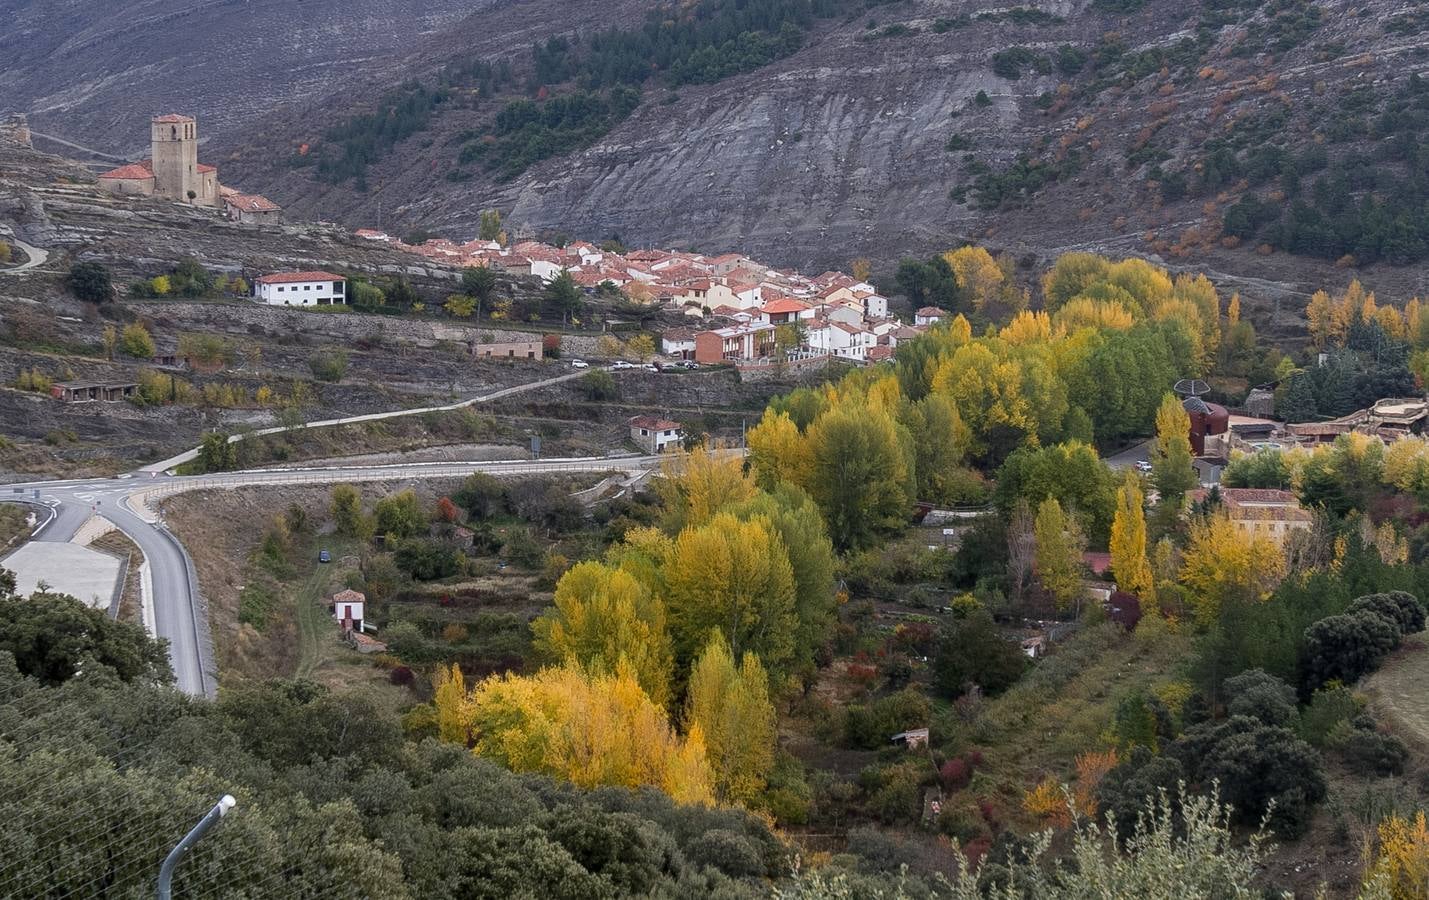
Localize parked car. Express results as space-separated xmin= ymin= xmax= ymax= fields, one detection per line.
xmin=610 ymin=361 xmax=635 ymax=370
xmin=1135 ymin=460 xmax=1153 ymax=472
xmin=641 ymin=364 xmax=658 ymax=372
xmin=318 ymin=550 xmax=331 ymax=563
xmin=570 ymin=359 xmax=589 ymax=369
xmin=681 ymin=361 xmax=700 ymax=370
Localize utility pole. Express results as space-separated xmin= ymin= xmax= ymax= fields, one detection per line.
xmin=157 ymin=795 xmax=236 ymax=899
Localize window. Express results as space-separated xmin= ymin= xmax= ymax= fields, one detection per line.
xmin=333 ymin=282 xmax=345 ymax=294
xmin=277 ymin=286 xmax=284 ymax=292
xmin=304 ymin=285 xmax=311 ymax=291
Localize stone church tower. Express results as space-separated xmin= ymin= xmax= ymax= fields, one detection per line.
xmin=150 ymin=114 xmax=198 ymax=201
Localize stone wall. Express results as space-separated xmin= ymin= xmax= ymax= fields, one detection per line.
xmin=130 ymin=300 xmax=605 ymax=355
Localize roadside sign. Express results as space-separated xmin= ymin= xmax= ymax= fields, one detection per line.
xmin=530 ymin=435 xmax=541 ymax=459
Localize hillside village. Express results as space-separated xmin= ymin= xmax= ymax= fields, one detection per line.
xmin=356 ymin=228 xmax=930 ymax=365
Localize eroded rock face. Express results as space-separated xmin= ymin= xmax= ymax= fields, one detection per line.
xmin=2 ymin=0 xmax=490 ymax=155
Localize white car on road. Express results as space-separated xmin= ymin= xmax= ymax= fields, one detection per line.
xmin=570 ymin=359 xmax=589 ymax=369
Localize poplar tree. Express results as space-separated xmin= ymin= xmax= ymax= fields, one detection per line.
xmin=684 ymin=635 xmax=776 ymax=807
xmin=1151 ymin=394 xmax=1197 ymax=502
xmin=1110 ymin=469 xmax=1156 ymax=607
xmin=1034 ymin=497 xmax=1085 ymax=612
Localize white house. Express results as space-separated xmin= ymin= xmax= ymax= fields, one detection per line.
xmin=915 ymin=306 xmax=947 ymax=327
xmin=255 ymin=271 xmax=347 ymax=306
xmin=662 ymin=329 xmax=696 ymax=359
xmin=809 ymin=320 xmax=874 ymax=360
xmin=629 ymin=415 xmax=683 ymax=453
xmin=530 ymin=259 xmax=565 ymax=282
xmin=330 ymin=589 xmax=366 ymax=631
xmin=862 ymin=293 xmax=890 ymax=319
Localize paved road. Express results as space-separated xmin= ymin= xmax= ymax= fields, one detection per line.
xmin=142 ymin=366 xmax=614 ymax=472
xmin=0 ymin=238 xmax=50 ymax=274
xmin=3 ymin=454 xmax=663 ymax=697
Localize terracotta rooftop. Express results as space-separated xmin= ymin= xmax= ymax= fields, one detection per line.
xmin=1220 ymin=488 xmax=1300 ymax=505
xmin=224 ymin=193 xmax=281 ymax=212
xmin=97 ymin=160 xmax=154 ymax=180
xmin=917 ymin=306 xmax=946 ymax=316
xmin=329 ymin=589 xmax=366 ymax=606
xmin=256 ymin=271 xmax=345 ymax=284
xmin=761 ymin=298 xmax=812 ymax=315
xmin=152 ymin=114 xmax=194 ymax=124
xmin=629 ymin=415 xmax=681 ymax=431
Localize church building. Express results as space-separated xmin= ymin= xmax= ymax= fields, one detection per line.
xmin=98 ymin=115 xmax=220 ymax=206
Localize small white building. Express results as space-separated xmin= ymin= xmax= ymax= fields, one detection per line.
xmin=629 ymin=415 xmax=683 ymax=453
xmin=862 ymin=293 xmax=890 ymax=319
xmin=330 ymin=589 xmax=366 ymax=631
xmin=255 ymin=271 xmax=347 ymax=306
xmin=662 ymin=329 xmax=696 ymax=359
xmin=915 ymin=306 xmax=946 ymax=327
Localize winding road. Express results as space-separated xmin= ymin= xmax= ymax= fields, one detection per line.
xmin=5 ymin=454 xmax=664 ymax=697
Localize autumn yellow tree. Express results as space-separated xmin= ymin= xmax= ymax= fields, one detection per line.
xmin=1179 ymin=513 xmax=1285 ymax=626
xmin=684 ymin=634 xmax=776 ymax=807
xmin=850 ymin=257 xmax=872 ymax=282
xmin=1110 ymin=470 xmax=1156 ymax=607
xmin=944 ymin=245 xmax=1006 ymax=312
xmin=1367 ymin=811 xmax=1429 ymax=899
xmin=1054 ymin=297 xmax=1135 ymax=332
xmin=433 ymin=663 xmax=468 ymax=745
xmin=1226 ymin=292 xmax=1240 ymax=327
xmin=1034 ymin=497 xmax=1086 ymax=612
xmin=746 ymin=409 xmax=812 ymax=492
xmin=1151 ymin=394 xmax=1197 ymax=502
xmin=530 ymin=560 xmax=674 ymax=706
xmin=1306 ymin=289 xmax=1333 ymax=350
xmin=466 ymin=662 xmax=715 ymax=805
xmin=663 ymin=512 xmax=798 ymax=672
xmin=656 ymin=444 xmax=756 ymax=532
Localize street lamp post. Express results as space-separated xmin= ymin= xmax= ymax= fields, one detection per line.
xmin=156 ymin=794 xmax=236 ymax=899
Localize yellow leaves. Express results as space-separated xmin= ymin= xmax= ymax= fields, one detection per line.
xmin=1054 ymin=297 xmax=1135 ymax=332
xmin=1306 ymin=289 xmax=1333 ymax=350
xmin=948 ymin=313 xmax=973 ymax=344
xmin=1073 ymin=749 xmax=1118 ymax=819
xmin=999 ymin=310 xmax=1059 ymax=345
xmin=466 ymin=663 xmax=714 ymax=806
xmin=433 ymin=663 xmax=468 ymax=745
xmin=943 ymin=245 xmax=1006 ymax=312
xmin=657 ymin=444 xmax=756 ymax=531
xmin=663 ymin=512 xmax=797 ymax=670
xmin=530 ymin=560 xmax=674 ymax=706
xmin=1110 ymin=470 xmax=1155 ymax=605
xmin=1023 ymin=777 xmax=1071 ymax=827
xmin=684 ymin=634 xmax=777 ymax=807
xmin=1368 ymin=811 xmax=1429 ymax=900
xmin=1383 ymin=437 xmax=1429 ymax=493
xmin=1180 ymin=513 xmax=1285 ymax=626
xmin=1226 ymin=292 xmax=1240 ymax=326
xmin=747 ymin=409 xmax=812 ymax=493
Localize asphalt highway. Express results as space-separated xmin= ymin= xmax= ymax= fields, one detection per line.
xmin=4 ymin=454 xmax=662 ymax=697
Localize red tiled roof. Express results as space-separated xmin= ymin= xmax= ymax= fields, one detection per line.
xmin=98 ymin=160 xmax=154 ymax=180
xmin=630 ymin=415 xmax=681 ymax=431
xmin=761 ymin=298 xmax=812 ymax=315
xmin=196 ymin=163 xmax=217 ymax=174
xmin=329 ymin=589 xmax=366 ymax=606
xmin=152 ymin=114 xmax=193 ymax=124
xmin=867 ymin=346 xmax=894 ymax=361
xmin=1221 ymin=488 xmax=1299 ymax=505
xmin=224 ymin=193 xmax=280 ymax=212
xmin=917 ymin=306 xmax=946 ymax=316
xmin=255 ymin=271 xmax=345 ymax=284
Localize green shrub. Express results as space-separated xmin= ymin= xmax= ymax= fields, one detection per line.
xmin=1336 ymin=728 xmax=1408 ymax=776
xmin=308 ymin=348 xmax=349 ymax=382
xmin=1299 ymin=684 xmax=1361 ymax=746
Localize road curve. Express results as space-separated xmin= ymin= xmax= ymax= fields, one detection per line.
xmin=5 ymin=454 xmax=666 ymax=697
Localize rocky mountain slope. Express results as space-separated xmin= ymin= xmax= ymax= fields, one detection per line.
xmin=0 ymin=0 xmax=490 ymax=156
xmin=9 ymin=0 xmax=1429 ymax=308
xmin=217 ymin=0 xmax=1429 ymax=301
